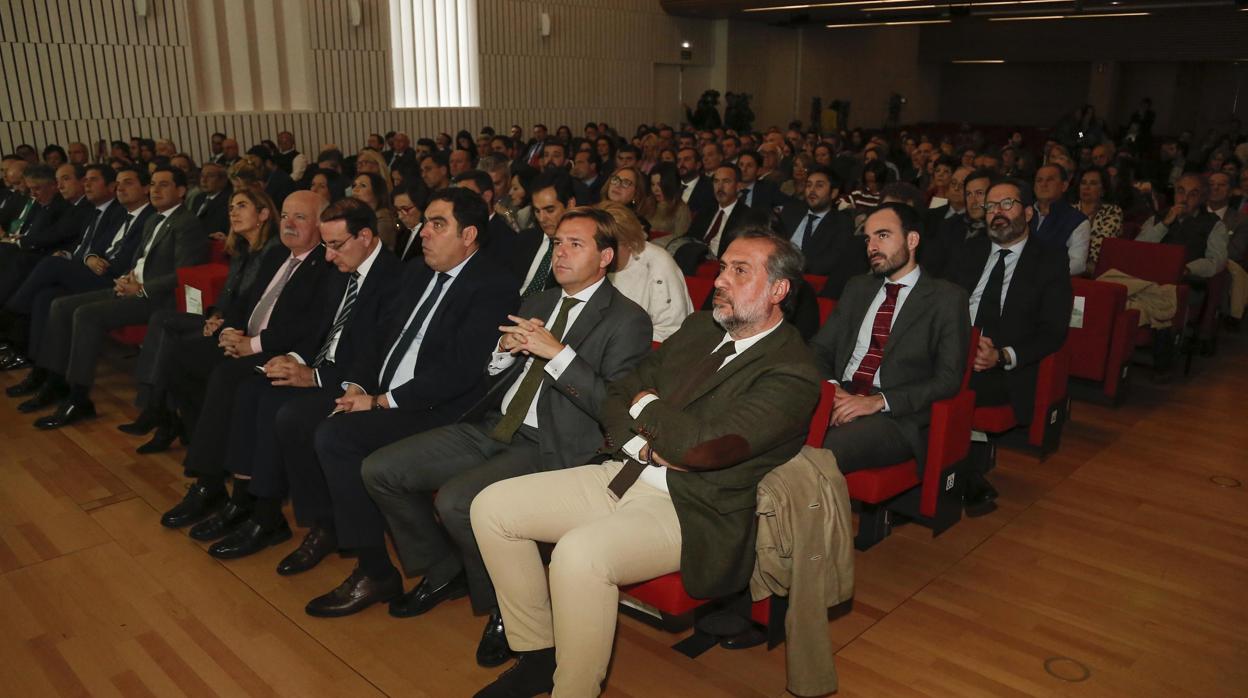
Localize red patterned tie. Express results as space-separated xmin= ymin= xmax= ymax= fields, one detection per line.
xmin=850 ymin=283 xmax=903 ymax=395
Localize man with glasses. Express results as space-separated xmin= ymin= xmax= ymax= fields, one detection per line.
xmin=951 ymin=178 xmax=1072 ymax=515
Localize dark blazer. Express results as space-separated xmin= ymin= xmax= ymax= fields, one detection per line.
xmin=490 ymin=226 xmax=555 ymax=291
xmin=0 ymin=189 xmax=27 ymax=231
xmin=394 ymin=224 xmax=424 ymax=264
xmin=299 ymin=246 xmax=403 ymax=388
xmin=487 ymin=279 xmax=652 ymax=472
xmin=687 ymin=174 xmax=716 ymax=216
xmin=131 ymin=203 xmax=210 ymax=302
xmin=776 ymin=203 xmax=866 ymax=295
xmin=107 ymin=204 xmax=160 ymax=276
xmin=386 ymin=149 xmax=418 ymax=176
xmin=264 ymin=169 xmax=297 ymax=211
xmin=918 ymin=207 xmax=970 ymax=280
xmin=601 ymin=313 xmax=821 ymax=599
xmin=573 ymin=176 xmax=603 ymax=206
xmin=346 ymin=251 xmax=518 ymax=416
xmin=71 ymin=199 xmax=128 ymax=261
xmin=810 ymin=272 xmax=970 ymax=469
xmin=221 ymin=242 xmax=332 ymax=355
xmin=950 ymin=236 xmax=1072 ymax=423
xmin=15 ymin=195 xmax=70 ymax=250
xmin=189 ymin=189 xmax=231 ymax=237
xmin=741 ymin=178 xmax=789 ymax=215
xmin=687 ymin=201 xmax=770 ymax=258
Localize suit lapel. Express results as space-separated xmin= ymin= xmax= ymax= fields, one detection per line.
xmin=558 ymin=280 xmax=611 ymax=352
xmin=885 ymin=273 xmax=933 ymax=349
xmin=683 ymin=320 xmax=787 ymax=406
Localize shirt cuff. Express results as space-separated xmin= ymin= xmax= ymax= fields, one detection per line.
xmin=629 ymin=394 xmax=660 ymax=419
xmin=488 ymin=350 xmax=516 ymax=375
xmin=544 ymin=345 xmax=577 ymax=379
xmin=288 ymin=352 xmax=306 ymax=365
xmin=249 ymin=335 xmax=263 ymax=354
xmin=314 ymin=368 xmax=322 ymax=387
xmin=341 ymin=381 xmax=364 ymax=393
xmin=384 ymin=391 xmax=396 ymax=408
xmin=622 ymin=434 xmax=648 ymax=461
xmin=1003 ymin=347 xmax=1017 ymax=370
xmin=880 ymin=393 xmax=891 ymax=413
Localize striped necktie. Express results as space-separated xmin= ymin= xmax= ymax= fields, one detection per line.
xmin=313 ymin=272 xmax=360 ymax=366
xmin=850 ymin=282 xmax=903 ymax=395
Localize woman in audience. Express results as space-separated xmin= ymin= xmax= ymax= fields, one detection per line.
xmin=645 ymin=162 xmax=690 ymax=239
xmin=306 ymin=167 xmax=340 ymax=205
xmin=849 ymin=159 xmax=890 ymax=214
xmin=352 ymin=172 xmax=398 ymax=250
xmin=455 ymin=130 xmax=475 ymax=153
xmin=120 ymin=189 xmax=280 ymax=453
xmin=782 ymin=152 xmax=813 ymax=198
xmin=927 ymin=155 xmax=958 ymax=207
xmin=599 ymin=165 xmax=653 ymax=232
xmin=355 ymin=148 xmax=391 ymax=184
xmin=813 ymin=142 xmax=834 ymax=168
xmin=638 ymin=133 xmax=660 ymax=173
xmin=595 ymin=135 xmax=617 ymax=175
xmin=597 ymin=201 xmax=693 ymax=342
xmin=502 ymin=163 xmax=538 ymax=232
xmin=1075 ymin=165 xmax=1124 ymax=271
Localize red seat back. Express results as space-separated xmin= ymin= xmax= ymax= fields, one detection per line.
xmin=1027 ymin=340 xmax=1071 ymax=446
xmin=1094 ymin=238 xmax=1185 ymax=285
xmin=1067 ymin=278 xmax=1128 ymax=382
xmin=806 ymin=382 xmax=837 ymax=447
xmin=816 ymin=297 xmax=836 ymax=325
xmin=803 ymin=274 xmax=828 ymax=294
xmin=209 ymin=238 xmax=229 ymax=265
xmin=684 ymin=276 xmax=715 ymax=309
xmin=176 ymin=263 xmax=231 ymax=313
xmin=920 ymin=389 xmax=975 ymax=517
xmin=694 ymin=260 xmax=719 ymax=279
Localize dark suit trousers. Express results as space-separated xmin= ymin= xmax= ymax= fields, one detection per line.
xmin=37 ymin=287 xmax=155 ymax=387
xmin=821 ymin=414 xmax=914 ymax=473
xmin=361 ymin=418 xmax=542 ymax=614
xmin=135 ymin=309 xmax=205 ymax=408
xmin=10 ymin=257 xmax=111 ymax=356
xmin=0 ymin=245 xmax=43 ymax=307
xmin=179 ymin=352 xmax=267 ymax=477
xmin=969 ymin=369 xmax=1013 ymax=416
xmin=312 ymin=407 xmax=457 ymax=554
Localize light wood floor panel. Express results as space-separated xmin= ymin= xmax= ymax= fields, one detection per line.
xmin=2 ymin=340 xmax=1246 ymax=696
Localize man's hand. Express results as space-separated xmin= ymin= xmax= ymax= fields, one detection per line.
xmin=85 ymin=256 xmax=109 ymax=275
xmin=53 ymin=250 xmax=71 ymax=259
xmin=830 ymin=392 xmax=885 ymax=426
xmin=264 ymin=360 xmax=317 ymax=387
xmin=114 ymin=273 xmax=141 ymax=297
xmin=202 ymin=314 xmax=224 ymax=337
xmin=333 ymin=392 xmax=382 ymax=414
xmin=217 ymin=328 xmax=256 ymax=358
xmin=208 ymin=231 xmax=227 ymax=241
xmin=498 ymin=315 xmax=564 ymax=360
xmin=972 ymin=335 xmax=999 ymax=372
xmin=1162 ymin=203 xmax=1184 ymax=226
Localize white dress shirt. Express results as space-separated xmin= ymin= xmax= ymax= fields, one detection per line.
xmin=840 ymin=266 xmax=921 ymax=402
xmin=133 ymin=203 xmax=181 ymax=285
xmin=491 ymin=277 xmax=606 ymax=430
xmin=706 ymin=200 xmax=738 ymax=256
xmin=519 ymin=233 xmax=553 ymax=292
xmin=969 ymin=236 xmax=1027 ymax=368
xmin=627 ymin=318 xmax=786 ymax=494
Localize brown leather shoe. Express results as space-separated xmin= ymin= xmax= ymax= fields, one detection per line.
xmin=276 ymin=526 xmax=337 ymax=576
xmin=305 ymin=567 xmax=402 ymax=618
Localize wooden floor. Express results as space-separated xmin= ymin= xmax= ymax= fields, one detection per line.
xmin=2 ymin=336 xmax=1246 ymax=698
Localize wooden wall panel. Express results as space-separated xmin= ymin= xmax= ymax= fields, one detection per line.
xmin=1 ymin=0 xmax=692 ymax=162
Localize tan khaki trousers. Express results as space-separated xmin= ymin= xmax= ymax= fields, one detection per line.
xmin=1228 ymin=260 xmax=1247 ymax=319
xmin=470 ymin=461 xmax=682 ymax=698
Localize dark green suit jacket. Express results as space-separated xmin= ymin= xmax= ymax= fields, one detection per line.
xmin=601 ymin=312 xmax=820 ymax=599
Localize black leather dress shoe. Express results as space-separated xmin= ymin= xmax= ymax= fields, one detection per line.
xmin=118 ymin=409 xmax=163 ymax=436
xmin=473 ymin=648 xmax=556 ymax=698
xmin=388 ymin=572 xmax=468 ymax=618
xmin=17 ymin=384 xmax=66 ymax=413
xmin=5 ymin=369 xmax=45 ymax=398
xmin=136 ymin=422 xmax=184 ymax=454
xmin=208 ymin=519 xmax=293 ymax=559
xmin=188 ymin=501 xmax=253 ymax=541
xmin=276 ymin=526 xmax=337 ymax=576
xmin=34 ymin=399 xmax=96 ymax=429
xmin=476 ymin=609 xmax=514 ymax=668
xmin=305 ymin=567 xmax=402 ymax=618
xmin=719 ymin=626 xmax=767 ymax=650
xmin=161 ymin=484 xmax=228 ymax=528
xmin=0 ymin=353 xmax=31 ymax=371
xmin=963 ymin=472 xmax=999 ymax=518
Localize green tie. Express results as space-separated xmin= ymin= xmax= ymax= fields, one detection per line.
xmin=490 ymin=296 xmax=582 ymax=443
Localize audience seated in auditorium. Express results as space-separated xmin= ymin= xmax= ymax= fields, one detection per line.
xmin=597 ymin=200 xmax=693 ymax=341
xmin=671 ymin=162 xmax=769 ymax=276
xmin=1030 ymin=164 xmax=1090 ymax=275
xmin=1074 ymin=166 xmax=1123 ymax=271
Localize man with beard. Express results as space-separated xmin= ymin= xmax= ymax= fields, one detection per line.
xmin=469 ymin=228 xmax=819 ymax=698
xmin=951 ymin=179 xmax=1072 ymax=515
xmin=776 ymin=164 xmax=863 ymax=298
xmin=809 ymin=202 xmax=970 ymax=474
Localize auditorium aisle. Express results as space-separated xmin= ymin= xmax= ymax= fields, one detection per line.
xmin=1 ymin=335 xmax=1245 ymax=697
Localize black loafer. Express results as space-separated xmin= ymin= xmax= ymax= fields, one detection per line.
xmin=0 ymin=353 xmax=31 ymax=371
xmin=5 ymin=368 xmax=44 ymax=398
xmin=136 ymin=423 xmax=184 ymax=454
xmin=476 ymin=609 xmax=515 ymax=668
xmin=34 ymin=399 xmax=96 ymax=429
xmin=17 ymin=384 xmax=66 ymax=413
xmin=305 ymin=567 xmax=402 ymax=618
xmin=118 ymin=409 xmax=163 ymax=436
xmin=160 ymin=483 xmax=228 ymax=528
xmin=473 ymin=648 xmax=556 ymax=698
xmin=963 ymin=472 xmax=999 ymax=518
xmin=276 ymin=526 xmax=337 ymax=576
xmin=208 ymin=519 xmax=293 ymax=559
xmin=388 ymin=572 xmax=468 ymax=618
xmin=188 ymin=501 xmax=253 ymax=541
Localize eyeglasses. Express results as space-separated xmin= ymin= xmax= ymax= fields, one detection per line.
xmin=323 ymin=236 xmax=353 ymax=252
xmin=609 ymin=176 xmax=634 ymax=187
xmin=981 ymin=198 xmax=1022 ymax=214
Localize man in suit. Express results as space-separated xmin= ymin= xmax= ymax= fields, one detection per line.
xmin=1031 ymin=164 xmax=1090 ymax=274
xmin=0 ymin=164 xmax=70 ymax=305
xmin=571 ymin=149 xmax=603 ymax=205
xmin=810 ymin=203 xmax=969 ymax=474
xmin=686 ymin=142 xmax=721 ymax=215
xmin=0 ymin=156 xmax=29 ymax=232
xmin=736 ymin=150 xmax=788 ymax=214
xmin=469 ymin=229 xmax=820 ymax=697
xmin=452 ymin=169 xmax=516 ymax=250
xmin=274 ymin=130 xmax=309 ymax=181
xmin=362 ymin=206 xmax=651 ymax=664
xmin=218 ymin=188 xmax=522 ymax=619
xmin=676 ymin=146 xmax=706 ymax=212
xmin=921 ymin=165 xmax=974 ymax=279
xmin=0 ymin=165 xmax=136 ymax=377
xmin=392 ymin=184 xmax=425 ymax=264
xmin=247 ymin=146 xmax=297 ymax=212
xmin=776 ymin=164 xmax=865 ymax=298
xmin=420 ymin=151 xmax=451 ymax=193
xmin=488 ymin=170 xmax=577 ymax=295
xmin=540 ymin=141 xmax=569 ymax=173
xmin=384 ymin=132 xmax=418 ymax=175
xmin=671 ymin=163 xmax=769 ymax=276
xmin=188 ymin=162 xmax=231 ymax=238
xmin=521 ymin=124 xmax=548 ymax=169
xmin=950 ymin=178 xmax=1072 ymax=513
xmin=23 ymin=166 xmax=208 ymax=429
xmin=126 ymin=191 xmax=331 ymax=454
xmin=206 ymin=132 xmax=227 ymax=164
xmin=1206 ymin=172 xmax=1243 ymax=232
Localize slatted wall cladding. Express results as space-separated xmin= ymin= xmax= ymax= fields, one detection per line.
xmin=0 ymin=0 xmax=711 ymax=163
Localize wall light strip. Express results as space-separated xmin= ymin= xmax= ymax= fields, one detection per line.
xmin=868 ymin=0 xmax=1070 ymax=8
xmin=746 ymin=0 xmax=932 ymax=12
xmin=826 ymin=18 xmax=951 ymax=27
xmin=952 ymin=59 xmax=1006 ymax=63
xmin=989 ymin=11 xmax=1149 ymax=21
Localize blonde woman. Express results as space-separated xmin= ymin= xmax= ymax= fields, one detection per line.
xmin=598 ymin=165 xmax=654 ymax=232
xmin=597 ymin=200 xmax=693 ymax=341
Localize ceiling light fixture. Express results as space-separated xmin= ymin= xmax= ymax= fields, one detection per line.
xmin=952 ymin=59 xmax=1006 ymax=63
xmin=747 ymin=0 xmax=932 ymax=12
xmin=989 ymin=11 xmax=1149 ymax=20
xmin=826 ymin=18 xmax=952 ymax=27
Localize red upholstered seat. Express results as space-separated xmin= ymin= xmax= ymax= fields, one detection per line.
xmin=209 ymin=237 xmax=229 ymax=265
xmin=1068 ymin=277 xmax=1138 ymax=403
xmin=816 ymin=297 xmax=836 ymax=324
xmin=648 ymin=229 xmax=671 ymax=241
xmin=621 ymin=572 xmax=707 ymax=617
xmin=971 ymin=405 xmax=1016 ymax=433
xmin=176 ymin=263 xmax=231 ymax=312
xmin=1094 ymin=238 xmax=1192 ymax=364
xmin=972 ymin=341 xmax=1071 ymax=455
xmin=803 ymin=274 xmax=828 ymax=294
xmin=694 ymin=260 xmax=719 ymax=279
xmin=684 ymin=276 xmax=715 ymax=309
xmin=108 ymin=325 xmax=148 ymax=346
xmin=844 ymin=460 xmax=919 ymax=504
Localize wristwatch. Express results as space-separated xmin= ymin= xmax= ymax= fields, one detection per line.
xmin=995 ymin=348 xmax=1009 ymax=369
xmin=371 ymin=395 xmax=383 ymax=410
